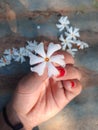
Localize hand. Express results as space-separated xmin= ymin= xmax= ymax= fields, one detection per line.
xmin=11 ymin=52 xmax=82 ymax=130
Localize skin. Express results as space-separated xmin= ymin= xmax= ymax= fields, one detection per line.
xmin=1 ymin=51 xmax=82 ymax=130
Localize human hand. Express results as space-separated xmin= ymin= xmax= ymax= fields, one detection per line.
xmin=10 ymin=51 xmax=82 ymax=130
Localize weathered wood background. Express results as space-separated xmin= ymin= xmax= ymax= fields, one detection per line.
xmin=0 ymin=0 xmax=98 ymax=130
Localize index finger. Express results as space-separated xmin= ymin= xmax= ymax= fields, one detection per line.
xmin=56 ymin=50 xmax=75 ymax=65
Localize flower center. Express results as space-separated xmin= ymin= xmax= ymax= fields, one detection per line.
xmin=45 ymin=57 xmax=49 ymax=62
xmin=63 ymin=23 xmax=66 ymax=26
xmin=64 ymin=40 xmax=66 ymax=43
xmin=71 ymin=33 xmax=74 ymax=37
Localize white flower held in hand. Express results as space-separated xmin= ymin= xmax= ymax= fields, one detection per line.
xmin=29 ymin=42 xmax=66 ymax=77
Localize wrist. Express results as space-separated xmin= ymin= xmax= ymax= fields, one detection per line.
xmin=0 ymin=111 xmax=11 ymax=130
xmin=6 ymin=102 xmax=24 ymax=130
xmin=7 ymin=102 xmax=35 ymax=130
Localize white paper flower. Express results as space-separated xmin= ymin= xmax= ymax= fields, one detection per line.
xmin=59 ymin=34 xmax=74 ymax=50
xmin=25 ymin=40 xmax=38 ymax=56
xmin=4 ymin=49 xmax=12 ymax=55
xmin=13 ymin=47 xmax=26 ymax=63
xmin=29 ymin=42 xmax=66 ymax=77
xmin=0 ymin=56 xmax=11 ymax=67
xmin=0 ymin=58 xmax=5 ymax=67
xmin=24 ymin=47 xmax=33 ymax=57
xmin=75 ymin=40 xmax=89 ymax=49
xmin=26 ymin=40 xmax=38 ymax=52
xmin=56 ymin=16 xmax=70 ymax=31
xmin=67 ymin=48 xmax=78 ymax=57
xmin=65 ymin=27 xmax=80 ymax=40
xmin=4 ymin=49 xmax=14 ymax=60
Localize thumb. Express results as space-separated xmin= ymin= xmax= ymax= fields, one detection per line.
xmin=16 ymin=71 xmax=48 ymax=94
xmin=62 ymin=79 xmax=82 ymax=103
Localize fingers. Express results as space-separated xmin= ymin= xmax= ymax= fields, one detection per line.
xmin=51 ymin=79 xmax=82 ymax=110
xmin=17 ymin=69 xmax=48 ymax=94
xmin=62 ymin=79 xmax=82 ymax=102
xmin=17 ymin=50 xmax=74 ymax=94
xmin=55 ymin=65 xmax=81 ymax=81
xmin=65 ymin=65 xmax=81 ymax=80
xmin=56 ymin=51 xmax=75 ymax=65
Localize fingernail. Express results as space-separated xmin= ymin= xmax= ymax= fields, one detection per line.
xmin=71 ymin=81 xmax=75 ymax=88
xmin=56 ymin=66 xmax=66 ymax=78
xmin=65 ymin=81 xmax=75 ymax=90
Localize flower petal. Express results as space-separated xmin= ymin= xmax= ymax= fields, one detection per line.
xmin=69 ymin=27 xmax=73 ymax=33
xmin=20 ymin=57 xmax=26 ymax=63
xmin=31 ymin=62 xmax=46 ymax=76
xmin=59 ymin=16 xmax=64 ymax=23
xmin=56 ymin=24 xmax=62 ymax=28
xmin=26 ymin=40 xmax=38 ymax=51
xmin=4 ymin=55 xmax=12 ymax=61
xmin=15 ymin=57 xmax=20 ymax=62
xmin=62 ymin=44 xmax=67 ymax=50
xmin=4 ymin=49 xmax=11 ymax=55
xmin=47 ymin=43 xmax=61 ymax=57
xmin=83 ymin=42 xmax=89 ymax=48
xmin=59 ymin=34 xmax=64 ymax=42
xmin=47 ymin=62 xmax=59 ymax=77
xmin=74 ymin=28 xmax=79 ymax=33
xmin=29 ymin=54 xmax=44 ymax=65
xmin=50 ymin=55 xmax=66 ymax=67
xmin=35 ymin=42 xmax=46 ymax=58
xmin=56 ymin=24 xmax=64 ymax=31
xmin=67 ymin=48 xmax=78 ymax=57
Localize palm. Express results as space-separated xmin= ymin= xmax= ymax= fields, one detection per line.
xmin=14 ymin=76 xmax=69 ymax=128
xmin=28 ymin=78 xmax=68 ymax=120
xmin=13 ymin=52 xmax=82 ymax=129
